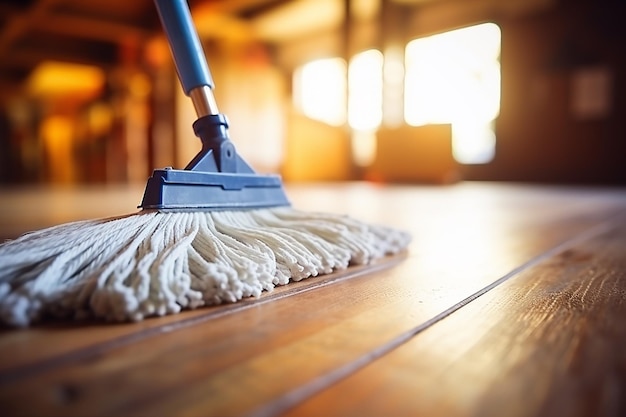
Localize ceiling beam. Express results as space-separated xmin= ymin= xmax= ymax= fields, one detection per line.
xmin=0 ymin=0 xmax=63 ymax=55
xmin=8 ymin=39 xmax=118 ymax=70
xmin=194 ymin=0 xmax=289 ymax=15
xmin=37 ymin=12 xmax=154 ymax=44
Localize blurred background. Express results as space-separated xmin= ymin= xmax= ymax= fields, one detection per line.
xmin=0 ymin=0 xmax=624 ymax=187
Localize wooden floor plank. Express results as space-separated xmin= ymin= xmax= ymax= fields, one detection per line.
xmin=1 ymin=183 xmax=624 ymax=373
xmin=0 ymin=257 xmax=402 ymax=376
xmin=1 ymin=185 xmax=624 ymax=416
xmin=284 ymin=214 xmax=626 ymax=417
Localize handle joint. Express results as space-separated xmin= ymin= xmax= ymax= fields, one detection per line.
xmin=189 ymin=86 xmax=219 ymax=117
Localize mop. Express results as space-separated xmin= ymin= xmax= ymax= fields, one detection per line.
xmin=0 ymin=0 xmax=410 ymax=328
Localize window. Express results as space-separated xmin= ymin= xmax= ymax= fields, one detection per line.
xmin=293 ymin=58 xmax=346 ymax=126
xmin=405 ymin=23 xmax=501 ymax=163
xmin=292 ymin=22 xmax=501 ymax=165
xmin=348 ymin=49 xmax=383 ymax=131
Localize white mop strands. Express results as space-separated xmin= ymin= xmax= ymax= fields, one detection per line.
xmin=0 ymin=208 xmax=411 ymax=327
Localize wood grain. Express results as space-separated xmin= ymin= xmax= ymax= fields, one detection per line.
xmin=0 ymin=256 xmax=403 ymax=376
xmin=0 ymin=183 xmax=625 ymax=417
xmin=285 ymin=215 xmax=626 ymax=417
xmin=2 ymin=183 xmax=620 ymax=372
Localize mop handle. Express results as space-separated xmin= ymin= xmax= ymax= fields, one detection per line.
xmin=153 ymin=0 xmax=219 ymax=116
xmin=153 ymin=0 xmax=213 ymax=93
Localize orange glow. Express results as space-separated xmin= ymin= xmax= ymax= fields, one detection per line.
xmin=26 ymin=61 xmax=105 ymax=99
xmin=41 ymin=116 xmax=75 ymax=184
xmin=144 ymin=37 xmax=171 ymax=68
xmin=252 ymin=0 xmax=343 ymax=41
xmin=86 ymin=103 xmax=113 ymax=137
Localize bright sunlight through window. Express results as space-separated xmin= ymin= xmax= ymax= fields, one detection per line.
xmin=405 ymin=23 xmax=501 ymax=164
xmin=348 ymin=50 xmax=383 ymax=166
xmin=348 ymin=49 xmax=383 ymax=131
xmin=293 ymin=58 xmax=346 ymax=126
xmin=293 ymin=23 xmax=500 ymax=165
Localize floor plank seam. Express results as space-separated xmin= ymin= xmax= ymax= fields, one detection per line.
xmin=0 ymin=255 xmax=406 ymax=384
xmin=245 ymin=214 xmax=623 ymax=417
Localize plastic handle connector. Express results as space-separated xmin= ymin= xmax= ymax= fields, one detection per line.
xmin=153 ymin=0 xmax=214 ymax=94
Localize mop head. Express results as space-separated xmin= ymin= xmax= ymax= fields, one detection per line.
xmin=0 ymin=207 xmax=410 ymax=327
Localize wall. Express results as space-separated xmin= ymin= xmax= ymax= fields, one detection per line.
xmin=276 ymin=0 xmax=626 ymax=185
xmin=401 ymin=0 xmax=626 ymax=184
xmin=462 ymin=0 xmax=626 ymax=183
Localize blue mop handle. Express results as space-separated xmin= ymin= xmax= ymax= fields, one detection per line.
xmin=154 ymin=0 xmax=213 ymax=94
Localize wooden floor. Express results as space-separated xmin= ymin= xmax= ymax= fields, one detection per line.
xmin=1 ymin=181 xmax=625 ymax=417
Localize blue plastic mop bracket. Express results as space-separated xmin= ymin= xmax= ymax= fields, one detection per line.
xmin=140 ymin=114 xmax=290 ymax=210
xmin=143 ymin=0 xmax=289 ymax=211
